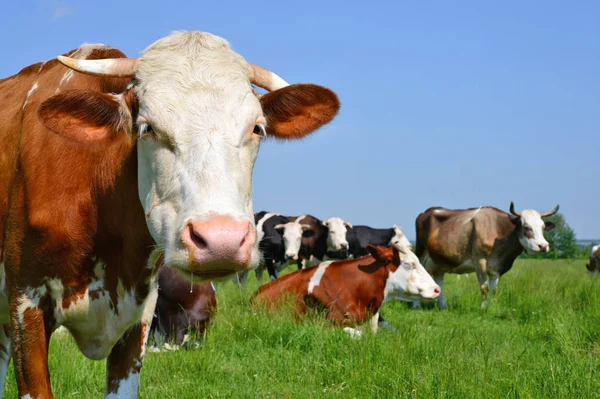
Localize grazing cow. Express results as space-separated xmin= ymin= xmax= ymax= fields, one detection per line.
xmin=586 ymin=245 xmax=600 ymax=274
xmin=345 ymin=225 xmax=412 ymax=258
xmin=415 ymin=202 xmax=559 ymax=309
xmin=150 ymin=267 xmax=216 ymax=350
xmin=0 ymin=31 xmax=339 ymax=398
xmin=253 ymin=245 xmax=440 ymax=336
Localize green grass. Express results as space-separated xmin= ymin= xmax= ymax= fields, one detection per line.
xmin=5 ymin=259 xmax=600 ymax=398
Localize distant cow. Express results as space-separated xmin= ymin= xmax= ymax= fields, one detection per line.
xmin=345 ymin=225 xmax=412 ymax=258
xmin=587 ymin=245 xmax=600 ymax=273
xmin=289 ymin=215 xmax=353 ymax=268
xmin=239 ymin=212 xmax=310 ymax=284
xmin=415 ymin=202 xmax=559 ymax=309
xmin=151 ymin=267 xmax=216 ymax=349
xmin=253 ymin=244 xmax=440 ymax=336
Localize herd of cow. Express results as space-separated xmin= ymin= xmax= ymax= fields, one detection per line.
xmin=0 ymin=29 xmax=592 ymax=398
xmin=152 ymin=202 xmax=564 ymax=345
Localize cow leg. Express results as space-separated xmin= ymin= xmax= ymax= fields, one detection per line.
xmin=370 ymin=311 xmax=380 ymax=334
xmin=487 ymin=271 xmax=500 ymax=302
xmin=236 ymin=271 xmax=248 ymax=287
xmin=433 ymin=274 xmax=448 ymax=309
xmin=105 ymin=289 xmax=157 ymax=399
xmin=265 ymin=260 xmax=278 ymax=280
xmin=475 ymin=259 xmax=489 ymax=309
xmin=11 ymin=300 xmax=53 ymax=398
xmin=0 ymin=325 xmax=11 ymax=397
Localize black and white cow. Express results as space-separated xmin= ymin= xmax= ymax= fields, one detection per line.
xmin=238 ymin=211 xmax=310 ymax=284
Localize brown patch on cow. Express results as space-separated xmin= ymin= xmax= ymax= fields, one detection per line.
xmin=261 ymin=84 xmax=340 ymax=139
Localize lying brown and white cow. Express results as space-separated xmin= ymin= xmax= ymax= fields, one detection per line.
xmin=586 ymin=245 xmax=600 ymax=274
xmin=150 ymin=267 xmax=216 ymax=351
xmin=252 ymin=245 xmax=440 ymax=336
xmin=415 ymin=202 xmax=559 ymax=309
xmin=0 ymin=31 xmax=339 ymax=398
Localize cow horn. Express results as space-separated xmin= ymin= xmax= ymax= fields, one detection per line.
xmin=248 ymin=64 xmax=289 ymax=92
xmin=344 ymin=221 xmax=353 ymax=229
xmin=57 ymin=56 xmax=139 ymax=78
xmin=540 ymin=204 xmax=560 ymax=218
xmin=509 ymin=201 xmax=521 ymax=217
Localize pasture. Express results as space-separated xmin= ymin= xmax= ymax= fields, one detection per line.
xmin=5 ymin=259 xmax=599 ymax=398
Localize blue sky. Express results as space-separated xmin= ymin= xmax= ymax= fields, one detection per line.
xmin=1 ymin=1 xmax=598 ymax=239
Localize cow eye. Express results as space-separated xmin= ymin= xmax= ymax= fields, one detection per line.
xmin=139 ymin=123 xmax=155 ymax=138
xmin=253 ymin=124 xmax=266 ymax=138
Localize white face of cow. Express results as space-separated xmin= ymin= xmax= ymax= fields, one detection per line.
xmin=322 ymin=217 xmax=351 ymax=251
xmin=135 ymin=33 xmax=263 ymax=279
xmin=56 ymin=31 xmax=341 ymax=281
xmin=389 ymin=225 xmax=412 ymax=249
xmin=385 ymin=245 xmax=440 ymax=301
xmin=517 ymin=210 xmax=553 ymax=254
xmin=275 ymin=222 xmax=310 ymax=261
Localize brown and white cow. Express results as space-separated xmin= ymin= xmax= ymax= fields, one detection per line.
xmin=252 ymin=245 xmax=440 ymax=337
xmin=586 ymin=245 xmax=600 ymax=274
xmin=0 ymin=31 xmax=339 ymax=398
xmin=415 ymin=202 xmax=559 ymax=309
xmin=150 ymin=267 xmax=216 ymax=350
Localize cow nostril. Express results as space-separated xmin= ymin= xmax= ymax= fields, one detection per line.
xmin=434 ymin=287 xmax=441 ymax=295
xmin=189 ymin=224 xmax=207 ymax=249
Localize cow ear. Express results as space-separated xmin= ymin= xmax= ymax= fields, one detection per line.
xmin=39 ymin=89 xmax=130 ymax=142
xmin=261 ymin=84 xmax=340 ymax=140
xmin=544 ymin=222 xmax=555 ymax=231
xmin=367 ymin=245 xmax=393 ymax=263
xmin=509 ymin=215 xmax=521 ymax=226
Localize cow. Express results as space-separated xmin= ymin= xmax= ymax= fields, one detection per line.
xmin=252 ymin=244 xmax=440 ymax=337
xmin=288 ymin=215 xmax=353 ymax=268
xmin=414 ymin=202 xmax=559 ymax=309
xmin=586 ymin=245 xmax=600 ymax=274
xmin=345 ymin=224 xmax=412 ymax=258
xmin=238 ymin=212 xmax=310 ymax=284
xmin=150 ymin=267 xmax=216 ymax=351
xmin=0 ymin=31 xmax=339 ymax=398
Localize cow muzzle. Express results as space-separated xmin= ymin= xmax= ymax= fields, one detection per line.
xmin=180 ymin=215 xmax=256 ymax=279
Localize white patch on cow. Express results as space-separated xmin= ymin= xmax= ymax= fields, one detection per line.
xmin=256 ymin=212 xmax=280 ymax=243
xmin=16 ymin=285 xmax=47 ymax=325
xmin=323 ymin=217 xmax=350 ymax=251
xmin=307 ymin=261 xmax=332 ymax=294
xmin=389 ymin=225 xmax=411 ymax=249
xmin=56 ymin=43 xmax=109 ymax=93
xmin=385 ymin=245 xmax=440 ymax=302
xmin=38 ymin=61 xmax=47 ymax=73
xmin=133 ymin=32 xmax=264 ymax=274
xmin=22 ymin=81 xmax=39 ymax=110
xmin=518 ymin=209 xmax=551 ymax=254
xmin=343 ymin=327 xmax=363 ymax=339
xmin=21 ymin=395 xmax=33 ymax=399
xmin=280 ymin=222 xmax=306 ymax=261
xmin=105 ymin=370 xmax=140 ymax=399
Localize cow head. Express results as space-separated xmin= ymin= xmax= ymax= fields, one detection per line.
xmin=367 ymin=244 xmax=440 ymax=301
xmin=322 ymin=217 xmax=352 ymax=251
xmin=509 ymin=202 xmax=559 ymax=254
xmin=49 ymin=31 xmax=340 ymax=281
xmin=388 ymin=225 xmax=412 ymax=249
xmin=274 ymin=222 xmax=311 ymax=261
